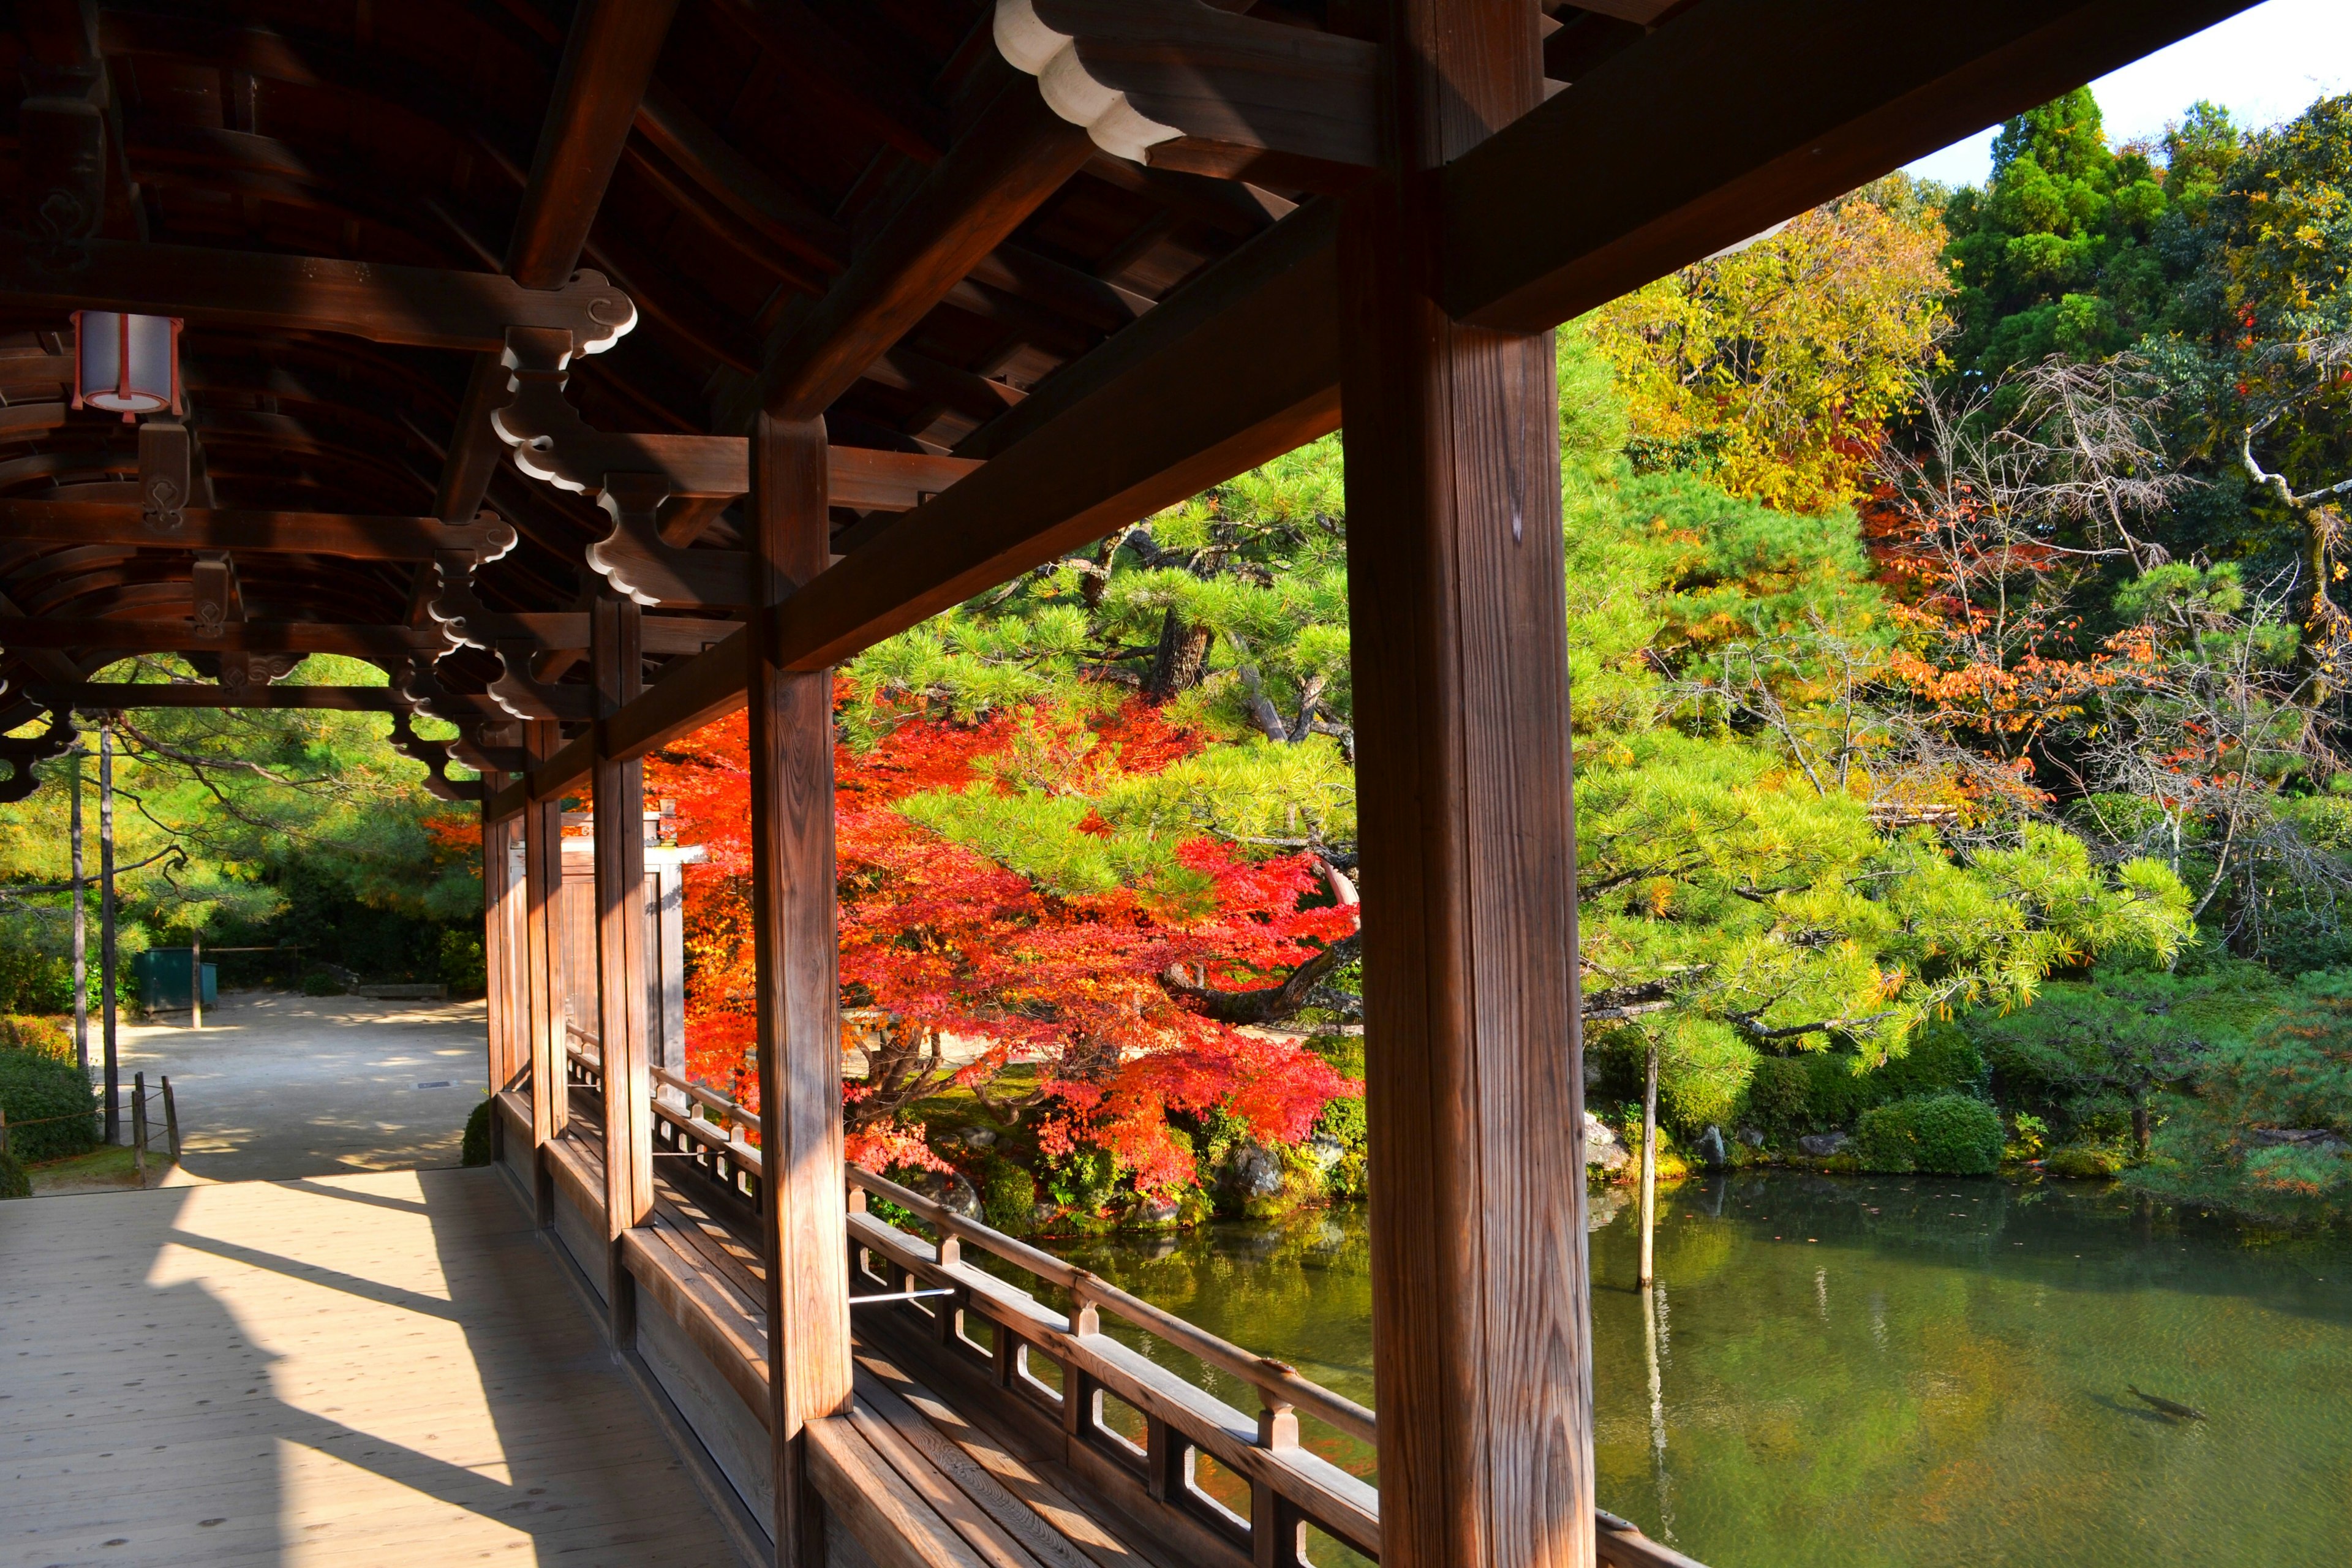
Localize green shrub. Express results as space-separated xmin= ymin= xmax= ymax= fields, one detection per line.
xmin=1746 ymin=1057 xmax=1810 ymax=1137
xmin=302 ymin=971 xmax=344 ymax=997
xmin=2043 ymin=1144 xmax=2122 ymax=1180
xmin=982 ymin=1158 xmax=1036 ymax=1235
xmin=0 ymin=1147 xmax=28 ymax=1198
xmin=461 ymin=1098 xmax=495 ymax=1167
xmin=1852 ymin=1093 xmax=2004 ymax=1175
xmin=0 ymin=1047 xmax=98 ymax=1163
xmin=440 ymin=931 xmax=488 ymax=998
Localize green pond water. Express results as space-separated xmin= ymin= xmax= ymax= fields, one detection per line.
xmin=1027 ymin=1172 xmax=2352 ymax=1568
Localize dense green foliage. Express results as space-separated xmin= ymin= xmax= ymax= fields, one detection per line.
xmin=1852 ymin=1093 xmax=2007 ymax=1175
xmin=2126 ymin=971 xmax=2352 ymax=1222
xmin=0 ymin=1048 xmax=96 ymax=1163
xmin=0 ymin=657 xmax=484 ymax=1009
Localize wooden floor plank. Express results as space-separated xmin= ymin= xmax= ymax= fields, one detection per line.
xmin=0 ymin=1168 xmax=740 ymax=1568
xmin=851 ymin=1355 xmax=1160 ymax=1568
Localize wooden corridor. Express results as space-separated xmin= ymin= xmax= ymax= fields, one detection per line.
xmin=0 ymin=1170 xmax=740 ymax=1568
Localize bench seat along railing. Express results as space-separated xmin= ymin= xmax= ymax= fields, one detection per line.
xmin=542 ymin=1046 xmax=1705 ymax=1568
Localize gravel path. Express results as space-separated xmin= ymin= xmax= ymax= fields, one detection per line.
xmin=106 ymin=989 xmax=490 ymax=1183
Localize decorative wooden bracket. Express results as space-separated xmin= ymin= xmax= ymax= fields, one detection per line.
xmin=138 ymin=419 xmax=193 ymax=533
xmin=447 ymin=717 xmax=527 ymax=777
xmin=191 ymin=550 xmax=240 ymax=639
xmin=491 ymin=326 xmax=981 ymax=608
xmin=993 ymin=0 xmax=1376 ymax=185
xmin=0 ymin=708 xmax=77 ymax=804
xmin=218 ymin=652 xmax=300 ymax=691
xmin=397 ymin=648 xmax=591 ymax=726
xmin=588 ymin=473 xmax=752 ymax=609
xmin=388 ymin=709 xmax=480 ymax=804
xmin=17 ymin=64 xmax=106 ymax=270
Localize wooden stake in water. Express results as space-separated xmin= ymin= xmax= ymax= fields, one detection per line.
xmin=1639 ymin=1035 xmax=1660 ymax=1289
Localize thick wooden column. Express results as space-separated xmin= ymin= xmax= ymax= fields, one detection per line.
xmin=592 ymin=590 xmax=654 ymax=1338
xmin=522 ymin=718 xmax=568 ymax=1221
xmin=482 ymin=780 xmax=522 ymax=1098
xmin=749 ymin=412 xmax=851 ymax=1567
xmin=1340 ymin=4 xmax=1594 ymax=1567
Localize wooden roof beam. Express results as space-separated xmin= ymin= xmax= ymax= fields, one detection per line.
xmin=33 ymin=683 xmax=481 ymax=712
xmin=0 ymin=614 xmax=729 ymax=659
xmin=993 ymin=0 xmax=1376 ymax=189
xmin=743 ymin=66 xmax=1095 ymax=425
xmin=433 ymin=0 xmax=684 ymax=527
xmin=0 ymin=499 xmax=519 ymax=559
xmin=0 ymin=236 xmax=638 ymax=353
xmin=486 ymin=197 xmax=1342 ymax=820
xmin=1442 ymin=0 xmax=2267 ymax=331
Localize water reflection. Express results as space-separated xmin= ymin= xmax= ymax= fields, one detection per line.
xmin=1051 ymin=1172 xmax=2352 ymax=1568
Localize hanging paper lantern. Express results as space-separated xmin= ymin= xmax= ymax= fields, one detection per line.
xmin=72 ymin=311 xmax=183 ymax=421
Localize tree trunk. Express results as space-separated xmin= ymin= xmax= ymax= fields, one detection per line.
xmin=1144 ymin=607 xmax=1213 ymax=700
xmin=2294 ymin=500 xmax=2348 ymax=709
xmin=99 ymin=727 xmax=118 ymax=1146
xmin=1639 ymin=1036 xmax=1659 ymax=1289
xmin=70 ymin=751 xmax=86 ymax=1080
xmin=2131 ymin=1092 xmax=2151 ymax=1159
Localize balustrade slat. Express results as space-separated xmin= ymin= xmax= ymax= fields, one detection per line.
xmin=849 ymin=1165 xmax=1378 ymax=1449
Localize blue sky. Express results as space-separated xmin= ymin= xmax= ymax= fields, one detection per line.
xmin=1904 ymin=0 xmax=2352 ymax=189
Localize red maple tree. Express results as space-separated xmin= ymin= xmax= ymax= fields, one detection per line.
xmin=645 ymin=699 xmax=1358 ymax=1194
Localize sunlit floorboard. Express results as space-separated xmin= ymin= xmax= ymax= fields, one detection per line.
xmin=2 ymin=1168 xmax=739 ymax=1567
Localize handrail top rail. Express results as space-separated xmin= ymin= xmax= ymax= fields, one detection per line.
xmin=846 ymin=1162 xmax=1377 ymax=1447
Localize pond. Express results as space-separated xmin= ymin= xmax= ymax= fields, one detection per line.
xmin=1038 ymin=1172 xmax=2352 ymax=1568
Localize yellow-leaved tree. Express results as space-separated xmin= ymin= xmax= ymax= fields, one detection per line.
xmin=1583 ymin=177 xmax=1951 ymax=514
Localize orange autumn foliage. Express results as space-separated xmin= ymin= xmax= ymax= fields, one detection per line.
xmin=646 ymin=701 xmax=1359 ymax=1194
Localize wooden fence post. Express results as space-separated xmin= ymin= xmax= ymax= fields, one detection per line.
xmin=750 ymin=410 xmax=852 ymax=1567
xmin=1340 ymin=3 xmax=1595 ymax=1564
xmin=592 ymin=587 xmax=654 ymax=1343
xmin=132 ymin=1071 xmax=147 ymax=1188
xmin=162 ymin=1074 xmax=181 ymax=1162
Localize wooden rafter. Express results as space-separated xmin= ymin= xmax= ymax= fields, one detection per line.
xmin=0 ymin=236 xmax=637 ymax=352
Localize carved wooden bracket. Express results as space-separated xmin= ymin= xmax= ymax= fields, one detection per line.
xmin=217 ymin=652 xmax=300 ymax=691
xmin=587 ymin=473 xmax=752 ymax=609
xmin=191 ymin=549 xmax=240 ymax=639
xmin=491 ymin=326 xmax=981 ymax=608
xmin=0 ymin=707 xmax=77 ymax=804
xmin=487 ymin=638 xmax=595 ymax=722
xmin=993 ymin=0 xmax=1376 ymax=184
xmin=447 ymin=718 xmax=527 ymax=777
xmin=138 ymin=419 xmax=193 ymax=532
xmin=388 ymin=709 xmax=480 ymax=804
xmin=17 ymin=64 xmax=107 ymax=270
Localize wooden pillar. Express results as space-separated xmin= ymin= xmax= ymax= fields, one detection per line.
xmin=1340 ymin=4 xmax=1594 ymax=1566
xmin=749 ymin=411 xmax=851 ymax=1567
xmin=592 ymin=589 xmax=654 ymax=1340
xmin=483 ymin=782 xmax=514 ymax=1097
xmin=523 ymin=718 xmax=568 ymax=1221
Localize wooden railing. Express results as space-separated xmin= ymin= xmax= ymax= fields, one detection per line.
xmin=648 ymin=1062 xmax=763 ymax=1217
xmin=845 ymin=1163 xmax=1378 ymax=1567
xmin=553 ymin=1049 xmax=1707 ymax=1568
xmin=564 ymin=1025 xmax=762 ymax=1218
